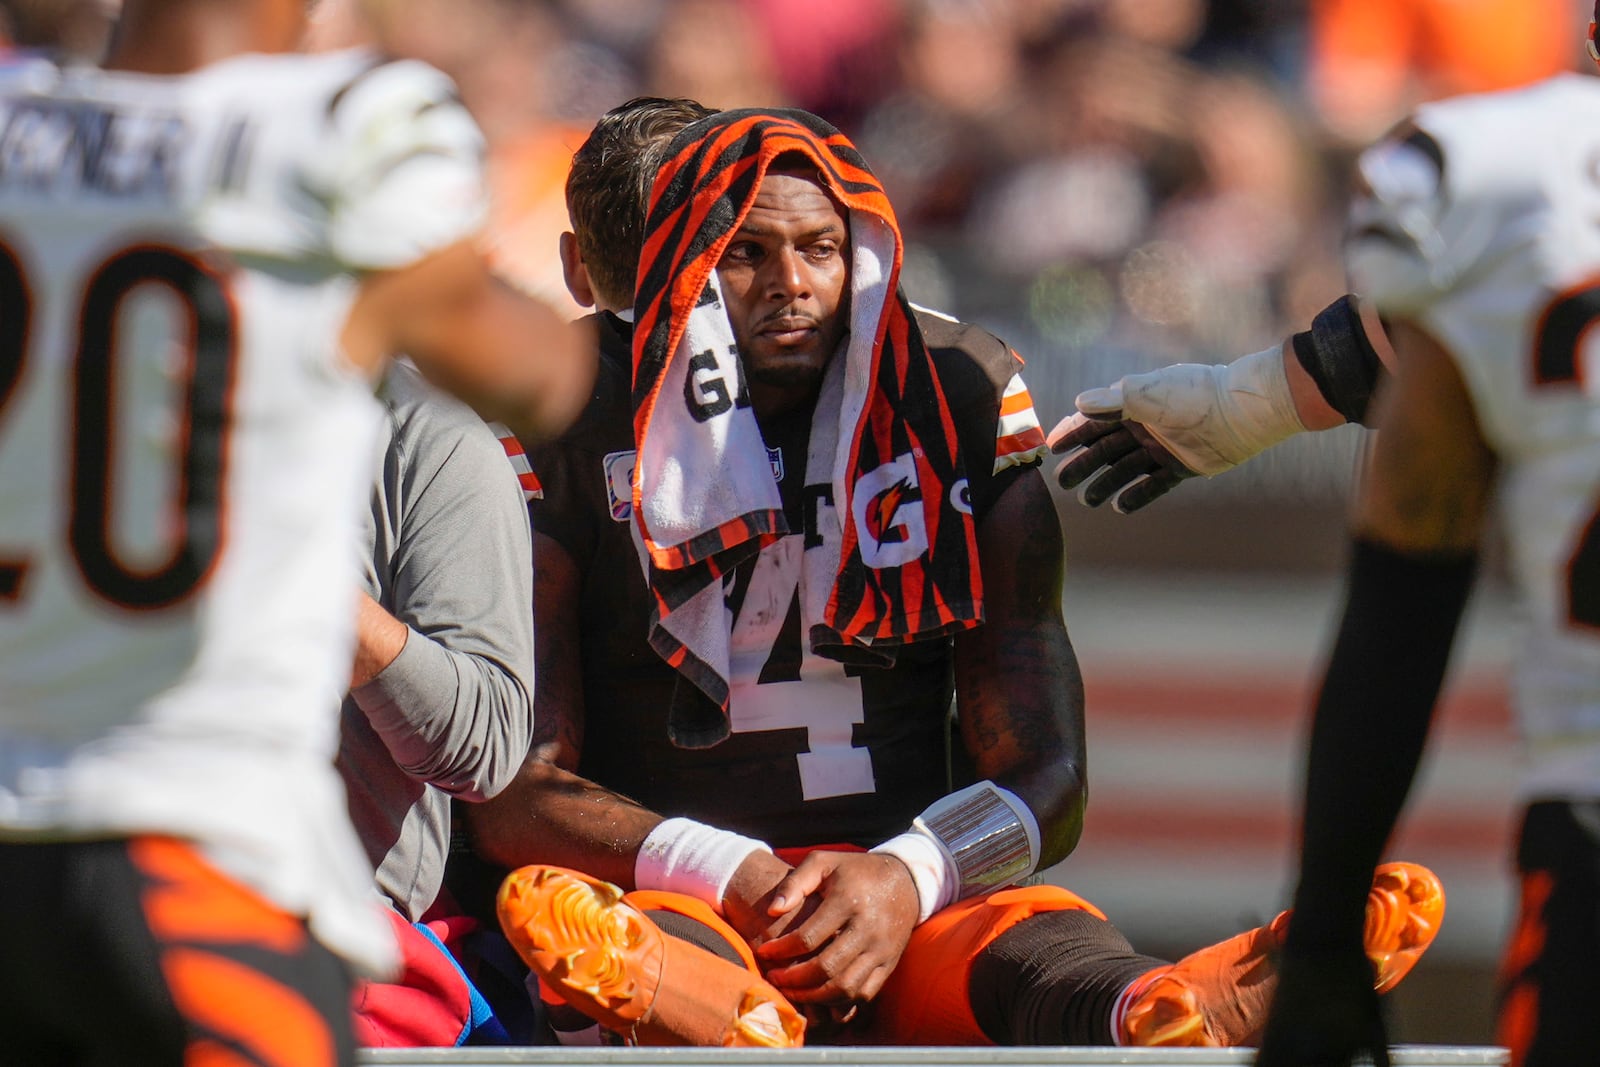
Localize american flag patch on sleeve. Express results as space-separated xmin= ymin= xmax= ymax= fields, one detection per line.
xmin=994 ymin=371 xmax=1048 ymax=474
xmin=490 ymin=422 xmax=544 ymax=501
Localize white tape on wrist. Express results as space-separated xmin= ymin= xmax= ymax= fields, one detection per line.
xmin=634 ymin=817 xmax=773 ymax=913
xmin=870 ymin=828 xmax=959 ymax=924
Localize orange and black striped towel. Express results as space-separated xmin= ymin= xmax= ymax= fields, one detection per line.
xmin=630 ymin=108 xmax=984 ymax=748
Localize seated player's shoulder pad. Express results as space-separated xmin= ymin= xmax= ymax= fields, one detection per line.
xmin=909 ymin=303 xmax=1018 ymax=395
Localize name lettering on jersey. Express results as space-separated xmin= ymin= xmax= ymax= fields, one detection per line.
xmin=851 ymin=453 xmax=928 ymax=568
xmin=0 ymin=100 xmax=186 ymax=198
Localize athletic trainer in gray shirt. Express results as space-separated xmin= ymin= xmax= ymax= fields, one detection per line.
xmin=338 ymin=361 xmax=536 ymax=922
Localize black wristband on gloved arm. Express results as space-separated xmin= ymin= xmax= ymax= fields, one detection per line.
xmin=1290 ymin=294 xmax=1386 ymax=426
xmin=1285 ymin=536 xmax=1477 ymax=952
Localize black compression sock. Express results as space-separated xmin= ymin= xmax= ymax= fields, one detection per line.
xmin=1290 ymin=537 xmax=1476 ymax=948
xmin=968 ymin=909 xmax=1165 ymax=1044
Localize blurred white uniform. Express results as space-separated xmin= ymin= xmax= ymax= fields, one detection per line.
xmin=0 ymin=48 xmax=486 ymax=975
xmin=1346 ymin=73 xmax=1600 ymax=803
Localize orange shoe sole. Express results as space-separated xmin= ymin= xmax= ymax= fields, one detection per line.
xmin=1366 ymin=861 xmax=1445 ymax=994
xmin=496 ymin=865 xmax=804 ymax=1047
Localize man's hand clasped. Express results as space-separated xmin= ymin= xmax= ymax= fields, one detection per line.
xmin=723 ymin=848 xmax=920 ymax=1032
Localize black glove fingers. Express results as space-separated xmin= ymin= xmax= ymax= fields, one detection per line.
xmin=1111 ymin=468 xmax=1187 ymax=514
xmin=1049 ymin=412 xmax=1123 ymax=455
xmin=1055 ymin=428 xmax=1143 ymax=491
xmin=1080 ymin=449 xmax=1158 ymax=507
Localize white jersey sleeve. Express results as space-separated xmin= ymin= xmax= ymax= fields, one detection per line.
xmin=189 ymin=50 xmax=488 ymax=277
xmin=1344 ymin=130 xmax=1471 ymax=313
xmin=310 ymin=58 xmax=488 ymax=270
xmin=1344 ymin=75 xmax=1600 ymax=801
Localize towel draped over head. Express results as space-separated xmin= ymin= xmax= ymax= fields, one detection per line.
xmin=628 ymin=108 xmax=984 ymax=748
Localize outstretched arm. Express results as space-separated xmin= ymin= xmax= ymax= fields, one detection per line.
xmin=1255 ymin=318 xmax=1495 ymax=1066
xmin=1050 ymin=293 xmax=1395 ymax=512
xmin=313 ymin=60 xmax=597 ymax=446
xmin=343 ymin=241 xmax=597 ymax=445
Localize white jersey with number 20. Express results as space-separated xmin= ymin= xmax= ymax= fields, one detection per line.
xmin=1347 ymin=74 xmax=1600 ymax=803
xmin=0 ymin=48 xmax=487 ymax=975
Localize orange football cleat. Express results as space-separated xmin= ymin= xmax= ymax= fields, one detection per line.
xmin=1119 ymin=861 xmax=1445 ymax=1047
xmin=496 ymin=865 xmax=805 ymax=1048
xmin=1365 ymin=861 xmax=1445 ymax=994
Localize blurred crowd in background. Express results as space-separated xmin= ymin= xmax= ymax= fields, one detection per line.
xmin=344 ymin=0 xmax=1595 ymax=513
xmin=4 ymin=0 xmax=1592 ymax=512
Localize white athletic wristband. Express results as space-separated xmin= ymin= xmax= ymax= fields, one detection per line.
xmin=871 ymin=828 xmax=959 ymax=924
xmin=634 ymin=817 xmax=773 ymax=913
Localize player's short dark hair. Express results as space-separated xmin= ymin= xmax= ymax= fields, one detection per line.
xmin=566 ymin=96 xmax=717 ymax=310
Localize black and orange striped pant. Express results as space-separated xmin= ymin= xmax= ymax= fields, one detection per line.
xmin=1498 ymin=800 xmax=1600 ymax=1067
xmin=0 ymin=836 xmax=355 ymax=1067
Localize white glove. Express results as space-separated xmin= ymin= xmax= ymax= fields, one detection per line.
xmin=1049 ymin=345 xmax=1307 ymax=512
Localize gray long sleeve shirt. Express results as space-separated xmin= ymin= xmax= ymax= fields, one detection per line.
xmin=337 ymin=363 xmax=535 ymax=921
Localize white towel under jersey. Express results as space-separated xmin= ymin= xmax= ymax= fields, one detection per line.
xmin=0 ymin=47 xmax=488 ymax=977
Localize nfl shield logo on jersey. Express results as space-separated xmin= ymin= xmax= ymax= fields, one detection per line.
xmin=768 ymin=446 xmax=784 ymax=483
xmin=603 ymin=450 xmax=636 ymax=522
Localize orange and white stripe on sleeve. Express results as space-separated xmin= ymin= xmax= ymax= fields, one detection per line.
xmin=994 ymin=370 xmax=1048 ymax=475
xmin=489 ymin=422 xmax=544 ymax=501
